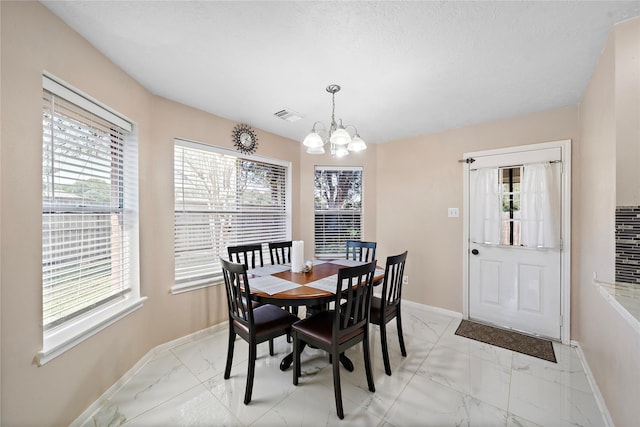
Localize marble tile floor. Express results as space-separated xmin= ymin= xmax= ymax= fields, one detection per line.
xmin=80 ymin=304 xmax=608 ymax=426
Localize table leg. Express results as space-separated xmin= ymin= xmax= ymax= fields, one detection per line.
xmin=339 ymin=353 xmax=354 ymax=372
xmin=280 ymin=342 xmax=305 ymax=371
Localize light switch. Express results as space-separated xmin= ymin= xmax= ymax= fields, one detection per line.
xmin=448 ymin=207 xmax=459 ymax=218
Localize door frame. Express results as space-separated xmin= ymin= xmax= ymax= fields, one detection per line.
xmin=462 ymin=139 xmax=571 ymax=344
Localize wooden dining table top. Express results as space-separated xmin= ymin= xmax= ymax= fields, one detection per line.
xmin=248 ymin=260 xmax=385 ymax=306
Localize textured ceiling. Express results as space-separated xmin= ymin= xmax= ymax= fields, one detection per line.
xmin=42 ymin=1 xmax=640 ymax=144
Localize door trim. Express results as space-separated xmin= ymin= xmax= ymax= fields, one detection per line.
xmin=462 ymin=139 xmax=571 ymax=344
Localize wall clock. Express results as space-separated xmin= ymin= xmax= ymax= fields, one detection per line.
xmin=232 ymin=123 xmax=258 ymax=155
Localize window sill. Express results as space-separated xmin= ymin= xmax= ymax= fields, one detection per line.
xmin=171 ymin=278 xmax=222 ymax=295
xmin=35 ymin=296 xmax=147 ymax=366
xmin=592 ymin=277 xmax=640 ymax=335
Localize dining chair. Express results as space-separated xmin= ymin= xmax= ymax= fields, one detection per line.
xmin=227 ymin=243 xmax=264 ymax=269
xmin=370 ymin=251 xmax=408 ymax=376
xmin=345 ymin=240 xmax=377 ymax=263
xmin=292 ymin=261 xmax=377 ymax=419
xmin=220 ymin=258 xmax=299 ymax=405
xmin=268 ymin=240 xmax=292 ymax=265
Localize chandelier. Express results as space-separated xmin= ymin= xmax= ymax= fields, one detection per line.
xmin=302 ymin=84 xmax=367 ymax=157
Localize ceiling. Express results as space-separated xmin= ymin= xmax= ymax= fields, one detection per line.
xmin=42 ymin=1 xmax=640 ymax=145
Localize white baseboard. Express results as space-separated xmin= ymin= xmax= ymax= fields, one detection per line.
xmin=571 ymin=340 xmax=614 ymax=427
xmin=403 ymin=299 xmax=463 ymax=319
xmin=69 ymin=322 xmax=229 ymax=427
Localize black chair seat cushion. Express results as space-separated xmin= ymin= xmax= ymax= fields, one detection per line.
xmin=233 ymin=304 xmax=299 ymax=337
xmin=370 ymin=296 xmax=397 ymax=324
xmin=292 ymin=310 xmax=364 ymax=347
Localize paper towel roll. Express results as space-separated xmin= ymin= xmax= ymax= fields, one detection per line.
xmin=291 ymin=240 xmax=304 ymax=273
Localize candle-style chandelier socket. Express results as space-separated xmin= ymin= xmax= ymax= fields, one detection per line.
xmin=302 ymin=84 xmax=367 ymax=156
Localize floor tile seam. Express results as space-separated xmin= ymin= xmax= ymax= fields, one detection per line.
xmin=506 ymin=373 xmax=605 ymax=426
xmin=168 ymin=346 xmax=217 ymax=383
xmin=167 ymin=340 xmax=283 ymax=421
xmin=418 ymin=374 xmax=511 ymax=420
xmin=121 ymin=382 xmax=208 ymax=426
xmin=510 ymin=363 xmax=593 ymax=392
xmin=82 ymin=348 xmax=188 ymax=424
xmin=408 ymin=317 xmax=454 ymax=381
xmin=375 ymin=331 xmax=441 ymax=423
xmin=417 ymin=347 xmax=506 ymax=378
xmin=509 ymin=364 xmax=595 ymax=395
xmin=505 ymin=351 xmax=515 ymax=417
xmin=377 ymin=369 xmax=419 ymax=425
xmin=108 ymin=351 xmax=202 ymax=423
xmin=432 ymin=338 xmax=515 ymax=371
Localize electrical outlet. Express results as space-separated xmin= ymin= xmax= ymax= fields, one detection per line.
xmin=402 ymin=275 xmax=409 ymax=285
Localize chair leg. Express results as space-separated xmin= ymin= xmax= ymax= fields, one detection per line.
xmin=224 ymin=328 xmax=235 ymax=379
xmin=244 ymin=341 xmax=257 ymax=405
xmin=396 ymin=310 xmax=407 ymax=357
xmin=286 ymin=306 xmax=298 ymax=343
xmin=292 ymin=333 xmax=300 ymax=385
xmin=363 ymin=334 xmax=376 ymax=392
xmin=332 ymin=350 xmax=344 ymax=419
xmin=269 ymin=338 xmax=274 ymax=356
xmin=380 ymin=322 xmax=392 ymax=376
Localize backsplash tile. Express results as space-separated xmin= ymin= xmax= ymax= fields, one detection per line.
xmin=615 ymin=206 xmax=640 ymax=284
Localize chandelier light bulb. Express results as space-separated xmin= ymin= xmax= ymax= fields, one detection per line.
xmin=334 ymin=144 xmax=349 ymax=157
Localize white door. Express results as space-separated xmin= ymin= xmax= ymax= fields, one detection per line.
xmin=467 ymin=145 xmax=564 ymax=340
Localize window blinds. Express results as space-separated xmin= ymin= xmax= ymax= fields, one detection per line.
xmin=314 ymin=166 xmax=363 ymax=257
xmin=174 ymin=140 xmax=289 ymax=287
xmin=42 ymin=84 xmax=135 ymax=330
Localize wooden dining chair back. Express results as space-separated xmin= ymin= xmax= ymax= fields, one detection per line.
xmin=268 ymin=241 xmax=292 ymax=265
xmin=370 ymin=250 xmax=408 ymax=376
xmin=345 ymin=240 xmax=377 ymax=263
xmin=227 ymin=243 xmax=264 ymax=269
xmin=268 ymin=240 xmax=299 ymax=323
xmin=220 ymin=258 xmax=299 ymax=405
xmin=292 ymin=260 xmax=377 ymax=419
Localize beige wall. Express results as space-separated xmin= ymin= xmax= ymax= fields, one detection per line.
xmin=575 ymin=18 xmax=640 ymax=427
xmin=0 ymin=2 xmax=300 ymax=425
xmin=376 ymin=107 xmax=579 ymax=311
xmin=615 ymin=19 xmax=640 ymax=206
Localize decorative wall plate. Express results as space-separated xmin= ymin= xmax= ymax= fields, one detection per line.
xmin=232 ymin=123 xmax=258 ymax=154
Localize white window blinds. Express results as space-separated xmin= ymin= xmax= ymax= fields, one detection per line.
xmin=42 ymin=79 xmax=137 ymax=331
xmin=314 ymin=166 xmax=363 ymax=257
xmin=174 ymin=140 xmax=290 ymax=288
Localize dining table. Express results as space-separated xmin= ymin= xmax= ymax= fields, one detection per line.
xmin=246 ymin=259 xmax=386 ymax=371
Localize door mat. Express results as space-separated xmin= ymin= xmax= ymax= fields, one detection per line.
xmin=455 ymin=320 xmax=557 ymax=363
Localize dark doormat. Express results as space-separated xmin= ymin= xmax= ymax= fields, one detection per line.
xmin=455 ymin=319 xmax=557 ymax=363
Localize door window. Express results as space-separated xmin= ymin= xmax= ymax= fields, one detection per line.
xmin=499 ymin=166 xmax=522 ymax=246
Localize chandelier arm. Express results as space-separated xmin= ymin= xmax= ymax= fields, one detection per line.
xmin=343 ymin=124 xmax=359 ymax=137
xmin=312 ymin=121 xmax=327 ymax=133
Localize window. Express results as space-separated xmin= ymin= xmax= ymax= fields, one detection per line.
xmin=40 ymin=75 xmax=141 ymax=365
xmin=499 ymin=166 xmax=522 ymax=246
xmin=314 ymin=166 xmax=363 ymax=257
xmin=173 ymin=139 xmax=290 ymax=292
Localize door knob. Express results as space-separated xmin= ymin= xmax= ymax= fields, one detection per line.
xmin=471 ymin=249 xmax=479 ymax=255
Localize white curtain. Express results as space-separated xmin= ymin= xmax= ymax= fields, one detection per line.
xmin=470 ymin=167 xmax=501 ymax=244
xmin=520 ymin=162 xmax=561 ymax=248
